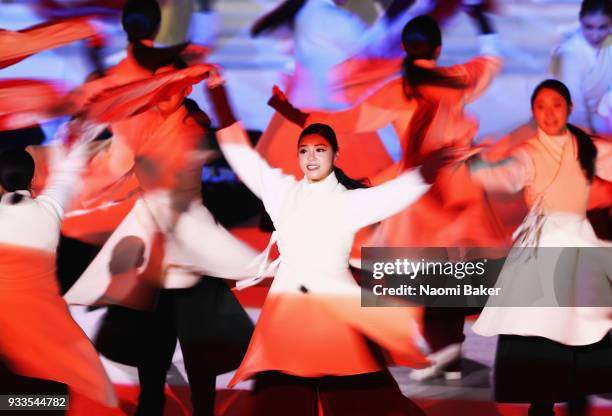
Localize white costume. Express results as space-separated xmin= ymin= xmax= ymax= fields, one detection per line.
xmin=472 ymin=129 xmax=612 ymax=346
xmin=216 ymin=122 xmax=431 ymax=385
xmin=0 ymin=125 xmax=117 ymax=406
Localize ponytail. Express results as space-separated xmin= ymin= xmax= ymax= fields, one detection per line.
xmin=333 ymin=166 xmax=370 ymax=190
xmin=567 ymin=123 xmax=597 ymax=181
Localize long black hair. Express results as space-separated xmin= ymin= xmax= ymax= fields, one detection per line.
xmin=579 ymin=0 xmax=612 ymax=19
xmin=298 ymin=123 xmax=369 ymax=189
xmin=251 ymin=0 xmax=306 ymax=37
xmin=400 ymin=15 xmax=467 ymax=98
xmin=399 ymin=15 xmax=469 ymax=167
xmin=531 ymin=79 xmax=598 ymax=181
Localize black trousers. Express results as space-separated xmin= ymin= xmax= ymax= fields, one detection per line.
xmin=423 ymin=257 xmax=505 ymax=355
xmin=251 ymin=370 xmax=425 ymax=416
xmin=95 ymin=278 xmax=254 ymax=416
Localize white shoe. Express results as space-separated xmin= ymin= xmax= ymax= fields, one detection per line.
xmin=409 ymin=343 xmax=463 ymax=382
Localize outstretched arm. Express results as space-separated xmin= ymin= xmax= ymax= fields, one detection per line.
xmin=207 ymin=74 xmax=296 ymax=220
xmin=344 ymin=149 xmax=453 ymax=229
xmin=39 ymin=120 xmax=106 ymax=219
xmin=469 ymin=148 xmax=534 ymax=193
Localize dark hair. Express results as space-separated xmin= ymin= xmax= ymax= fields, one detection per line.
xmin=251 ymin=0 xmax=306 ymax=37
xmin=132 ymin=41 xmax=189 ymax=73
xmin=184 ymin=98 xmax=212 ymax=130
xmin=579 ymin=0 xmax=612 ymax=19
xmin=400 ymin=15 xmax=466 ymax=98
xmin=0 ymin=148 xmax=35 ymax=195
xmin=298 ymin=123 xmax=369 ymax=189
xmin=531 ymin=79 xmax=598 ymax=181
xmin=122 ymin=0 xmax=162 ymax=43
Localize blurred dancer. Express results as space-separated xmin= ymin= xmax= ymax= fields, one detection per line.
xmin=0 ymin=122 xmax=117 ymax=410
xmin=66 ymin=65 xmax=260 ymax=416
xmin=550 ymin=0 xmax=612 ymax=134
xmin=271 ymin=9 xmax=507 ymax=380
xmin=251 ymin=0 xmax=427 ymax=180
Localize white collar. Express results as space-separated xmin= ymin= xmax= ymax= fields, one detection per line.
xmin=301 ymin=170 xmax=339 ymax=191
xmin=537 ymin=128 xmax=572 ymax=144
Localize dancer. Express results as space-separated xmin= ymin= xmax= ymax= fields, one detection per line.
xmin=65 ymin=65 xmax=262 ymax=416
xmin=271 ymin=9 xmax=507 ymax=380
xmin=207 ymin=69 xmax=446 ymax=415
xmin=550 ymin=0 xmax=612 ymax=134
xmin=471 ymin=79 xmax=612 ymax=416
xmin=0 ymin=121 xmax=117 ymax=408
xmin=251 ymin=0 xmax=432 ymax=180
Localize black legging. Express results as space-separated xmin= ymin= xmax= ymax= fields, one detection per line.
xmin=96 ymin=278 xmax=253 ymax=416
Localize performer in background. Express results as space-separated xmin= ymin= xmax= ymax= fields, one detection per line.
xmin=471 ymin=79 xmax=612 ymax=416
xmin=0 ymin=121 xmax=117 ymax=410
xmin=550 ymin=0 xmax=612 ymax=135
xmin=270 ymin=9 xmax=507 ymax=381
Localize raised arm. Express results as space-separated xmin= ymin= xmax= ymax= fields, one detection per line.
xmin=269 ymin=79 xmax=407 ymax=134
xmin=208 ymin=78 xmax=296 ymax=220
xmin=38 ymin=121 xmax=106 ymax=219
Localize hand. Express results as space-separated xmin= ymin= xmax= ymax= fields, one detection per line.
xmin=419 ymin=147 xmax=456 ymax=184
xmin=206 ymin=66 xmax=225 ymax=89
xmin=271 ymin=85 xmax=288 ymax=102
xmin=181 ymin=44 xmax=212 ymax=65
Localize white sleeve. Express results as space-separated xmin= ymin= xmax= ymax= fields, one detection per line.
xmin=344 ymin=169 xmax=430 ymax=230
xmin=217 ymin=122 xmax=297 ymax=221
xmin=470 ymin=149 xmax=534 ymax=193
xmin=39 ymin=122 xmax=105 ymax=218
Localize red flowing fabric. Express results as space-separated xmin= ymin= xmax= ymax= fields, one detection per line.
xmin=40 ymin=63 xmax=210 ymax=242
xmin=0 ymin=244 xmax=116 ymax=407
xmin=0 ymin=17 xmax=98 ymax=69
xmin=0 ymin=79 xmax=71 ymax=131
xmin=229 ymin=294 xmax=428 ymax=386
xmin=84 ymin=64 xmax=213 ymax=123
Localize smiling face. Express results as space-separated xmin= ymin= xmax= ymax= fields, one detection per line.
xmin=298 ymin=134 xmax=337 ymax=182
xmin=532 ymin=88 xmax=572 ymax=136
xmin=580 ymin=11 xmax=611 ymax=47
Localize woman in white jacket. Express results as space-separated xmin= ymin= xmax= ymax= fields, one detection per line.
xmin=207 ymin=72 xmax=445 ymax=415
xmin=470 ymin=79 xmax=612 ymax=416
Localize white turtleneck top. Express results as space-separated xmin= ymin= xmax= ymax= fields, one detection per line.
xmin=217 ymin=122 xmax=430 ymax=294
